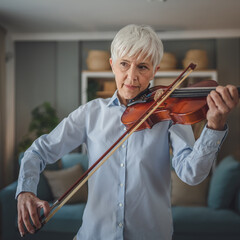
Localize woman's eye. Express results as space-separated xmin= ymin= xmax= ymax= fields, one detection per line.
xmin=120 ymin=62 xmax=127 ymax=67
xmin=138 ymin=65 xmax=148 ymax=70
xmin=120 ymin=62 xmax=129 ymax=68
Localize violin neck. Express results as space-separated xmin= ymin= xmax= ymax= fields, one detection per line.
xmin=171 ymin=87 xmax=240 ymax=98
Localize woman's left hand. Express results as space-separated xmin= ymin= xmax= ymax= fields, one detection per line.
xmin=206 ymin=85 xmax=239 ymax=130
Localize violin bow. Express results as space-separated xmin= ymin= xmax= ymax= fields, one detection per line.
xmin=30 ymin=63 xmax=196 ymax=234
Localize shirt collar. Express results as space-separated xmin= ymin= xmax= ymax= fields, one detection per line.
xmin=107 ymin=90 xmax=122 ymax=107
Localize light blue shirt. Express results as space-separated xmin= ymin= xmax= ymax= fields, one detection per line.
xmin=16 ymin=91 xmax=227 ymax=240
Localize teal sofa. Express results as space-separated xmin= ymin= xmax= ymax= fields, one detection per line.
xmin=172 ymin=155 xmax=240 ymax=240
xmin=0 ymin=153 xmax=88 ymax=240
xmin=1 ymin=153 xmax=240 ymax=240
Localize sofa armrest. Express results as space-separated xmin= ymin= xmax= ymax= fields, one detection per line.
xmin=0 ymin=181 xmax=19 ymax=239
xmin=234 ymin=187 xmax=240 ymax=214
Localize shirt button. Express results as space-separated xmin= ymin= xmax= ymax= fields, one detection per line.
xmin=119 ymin=203 xmax=123 ymax=207
xmin=118 ymin=222 xmax=123 ymax=228
xmin=120 ymin=183 xmax=124 ymax=187
xmin=124 ymin=127 xmax=127 ymax=131
xmin=217 ymin=140 xmax=221 ymax=145
xmin=120 ymin=163 xmax=124 ymax=167
xmin=122 ymin=144 xmax=125 ymax=148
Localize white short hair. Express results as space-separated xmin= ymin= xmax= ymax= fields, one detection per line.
xmin=111 ymin=24 xmax=164 ymax=70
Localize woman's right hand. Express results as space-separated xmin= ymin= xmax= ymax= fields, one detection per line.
xmin=17 ymin=192 xmax=51 ymax=237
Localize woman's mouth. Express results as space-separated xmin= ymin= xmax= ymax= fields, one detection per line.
xmin=124 ymin=84 xmax=140 ymax=90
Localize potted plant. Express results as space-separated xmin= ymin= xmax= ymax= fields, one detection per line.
xmin=18 ymin=102 xmax=59 ymax=153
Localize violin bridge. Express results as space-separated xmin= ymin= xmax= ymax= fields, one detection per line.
xmin=154 ymin=89 xmax=164 ymax=101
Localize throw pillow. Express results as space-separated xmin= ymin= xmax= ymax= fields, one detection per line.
xmin=208 ymin=155 xmax=240 ymax=209
xmin=43 ymin=164 xmax=88 ymax=204
xmin=171 ymin=171 xmax=210 ymax=206
xmin=38 ymin=160 xmax=62 ymax=200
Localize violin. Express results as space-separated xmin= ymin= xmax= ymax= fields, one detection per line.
xmin=122 ymin=79 xmax=224 ymax=131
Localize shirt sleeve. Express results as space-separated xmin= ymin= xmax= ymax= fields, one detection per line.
xmin=170 ymin=123 xmax=228 ymax=185
xmin=16 ymin=104 xmax=87 ymax=198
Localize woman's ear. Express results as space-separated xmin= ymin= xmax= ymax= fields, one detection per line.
xmin=153 ymin=65 xmax=160 ymax=77
xmin=109 ymin=58 xmax=115 ymax=74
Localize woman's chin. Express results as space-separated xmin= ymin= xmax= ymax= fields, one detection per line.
xmin=125 ymin=93 xmax=138 ymax=101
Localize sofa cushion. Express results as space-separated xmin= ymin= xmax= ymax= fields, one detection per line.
xmin=43 ymin=164 xmax=88 ymax=204
xmin=172 ymin=206 xmax=240 ymax=236
xmin=37 ymin=173 xmax=54 ymax=201
xmin=208 ymin=155 xmax=240 ymax=209
xmin=61 ymin=153 xmax=88 ymax=171
xmin=171 ymin=171 xmax=210 ymax=206
xmin=38 ymin=160 xmax=61 ymax=200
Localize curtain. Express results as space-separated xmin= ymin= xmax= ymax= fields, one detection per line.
xmin=0 ymin=25 xmax=6 ymax=188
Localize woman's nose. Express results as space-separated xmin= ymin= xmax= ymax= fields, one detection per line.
xmin=127 ymin=66 xmax=138 ymax=82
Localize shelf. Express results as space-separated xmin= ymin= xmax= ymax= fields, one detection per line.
xmin=81 ymin=70 xmax=218 ymax=104
xmin=82 ymin=70 xmax=217 ymax=78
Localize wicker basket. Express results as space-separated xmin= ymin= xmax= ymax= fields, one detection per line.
xmin=160 ymin=53 xmax=177 ymax=70
xmin=182 ymin=49 xmax=208 ymax=70
xmin=87 ymin=50 xmax=111 ymax=71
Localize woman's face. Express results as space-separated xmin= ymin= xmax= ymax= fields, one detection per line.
xmin=110 ymin=55 xmax=159 ymax=106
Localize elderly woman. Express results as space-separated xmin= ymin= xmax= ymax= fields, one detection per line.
xmin=16 ymin=24 xmax=239 ymax=240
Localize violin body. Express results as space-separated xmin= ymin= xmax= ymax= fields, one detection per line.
xmin=121 ymin=80 xmax=219 ymax=131
xmin=122 ymin=96 xmax=209 ymax=131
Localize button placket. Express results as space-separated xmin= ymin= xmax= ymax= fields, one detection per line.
xmin=116 ymin=138 xmax=127 ymax=239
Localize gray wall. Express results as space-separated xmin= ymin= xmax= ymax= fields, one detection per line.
xmin=15 ymin=41 xmax=79 ymax=147
xmin=217 ymin=38 xmax=240 ymax=160
xmin=56 ymin=42 xmax=80 ymax=120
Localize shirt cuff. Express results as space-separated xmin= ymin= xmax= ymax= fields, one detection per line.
xmin=15 ymin=177 xmax=38 ymax=199
xmin=196 ymin=124 xmax=228 ymax=150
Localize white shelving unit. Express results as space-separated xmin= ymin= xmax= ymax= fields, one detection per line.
xmin=81 ymin=70 xmax=218 ymax=105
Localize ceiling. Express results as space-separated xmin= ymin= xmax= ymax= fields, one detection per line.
xmin=0 ymin=0 xmax=239 ymax=36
